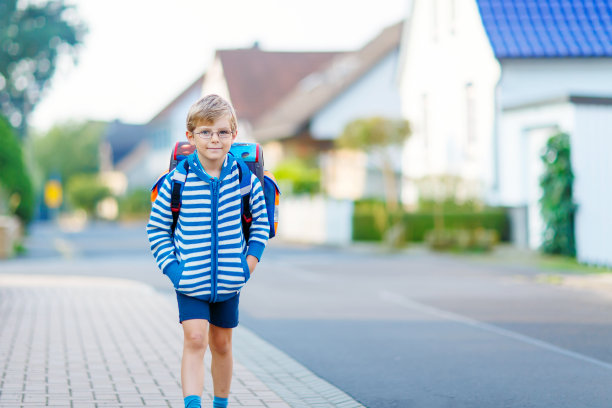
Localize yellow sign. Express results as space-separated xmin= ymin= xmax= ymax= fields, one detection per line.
xmin=44 ymin=180 xmax=63 ymax=209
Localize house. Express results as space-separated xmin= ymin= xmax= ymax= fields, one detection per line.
xmin=252 ymin=22 xmax=405 ymax=200
xmin=398 ymin=0 xmax=612 ymax=265
xmin=99 ymin=120 xmax=151 ymax=195
xmin=200 ymin=44 xmax=343 ymax=168
xmin=145 ymin=74 xmax=205 ymax=182
xmin=104 ymin=74 xmax=205 ymax=193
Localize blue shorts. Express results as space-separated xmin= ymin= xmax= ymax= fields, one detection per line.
xmin=176 ymin=291 xmax=240 ymax=328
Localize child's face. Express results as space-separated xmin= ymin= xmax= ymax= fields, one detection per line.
xmin=187 ymin=115 xmax=237 ymax=166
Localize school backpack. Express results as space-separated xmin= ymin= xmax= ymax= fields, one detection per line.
xmin=151 ymin=141 xmax=280 ymax=241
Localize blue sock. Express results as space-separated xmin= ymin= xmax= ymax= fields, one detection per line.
xmin=213 ymin=396 xmax=228 ymax=408
xmin=184 ymin=395 xmax=201 ymax=408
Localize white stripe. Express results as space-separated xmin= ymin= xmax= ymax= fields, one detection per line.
xmin=172 ymin=172 xmax=186 ymax=182
xmin=379 ymin=291 xmax=612 ymax=372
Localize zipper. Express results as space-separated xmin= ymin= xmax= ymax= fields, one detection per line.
xmin=210 ymin=178 xmax=219 ymax=302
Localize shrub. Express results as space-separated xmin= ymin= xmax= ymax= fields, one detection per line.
xmin=539 ymin=132 xmax=575 ymax=256
xmin=118 ymin=189 xmax=151 ymax=219
xmin=66 ymin=174 xmax=111 ymax=216
xmin=273 ymin=158 xmax=320 ymax=195
xmin=0 ymin=117 xmax=35 ymax=224
xmin=352 ymin=202 xmax=510 ymax=245
xmin=425 ymin=228 xmax=499 ymax=252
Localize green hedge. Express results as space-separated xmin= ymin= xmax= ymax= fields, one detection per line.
xmin=353 ymin=209 xmax=510 ymax=242
xmin=118 ymin=189 xmax=151 ymax=219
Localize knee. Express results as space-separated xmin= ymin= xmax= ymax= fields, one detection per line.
xmin=184 ymin=331 xmax=207 ymax=351
xmin=209 ymin=335 xmax=232 ymax=356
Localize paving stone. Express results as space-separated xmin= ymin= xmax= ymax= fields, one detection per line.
xmin=0 ymin=276 xmax=365 ymax=408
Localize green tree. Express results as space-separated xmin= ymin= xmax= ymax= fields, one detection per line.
xmin=336 ymin=116 xmax=410 ymax=246
xmin=33 ymin=120 xmax=107 ymax=183
xmin=0 ymin=0 xmax=86 ymax=138
xmin=0 ymin=115 xmax=34 ymax=224
xmin=539 ymin=132 xmax=576 ymax=256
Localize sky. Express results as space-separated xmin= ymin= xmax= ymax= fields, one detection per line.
xmin=29 ymin=0 xmax=409 ymax=132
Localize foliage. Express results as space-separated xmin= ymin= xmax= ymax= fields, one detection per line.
xmin=66 ymin=174 xmax=110 ymax=215
xmin=425 ymin=228 xmax=498 ymax=252
xmin=539 ymin=132 xmax=576 ymax=256
xmin=273 ymin=157 xmax=320 ymax=195
xmin=118 ymin=188 xmax=151 ymax=219
xmin=336 ymin=117 xmax=410 ymax=150
xmin=337 ymin=116 xmax=410 ymax=247
xmin=0 ymin=0 xmax=86 ymax=137
xmin=352 ymin=198 xmax=509 ymax=245
xmin=33 ymin=120 xmax=107 ymax=183
xmin=0 ymin=115 xmax=34 ymax=223
xmin=418 ymin=198 xmax=482 ymax=213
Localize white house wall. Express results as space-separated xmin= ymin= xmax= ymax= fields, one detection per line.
xmin=571 ymin=104 xmax=612 ymax=266
xmin=399 ymin=0 xmax=500 ymax=205
xmin=310 ymin=50 xmax=403 ymax=140
xmin=499 ymin=59 xmax=612 ymax=108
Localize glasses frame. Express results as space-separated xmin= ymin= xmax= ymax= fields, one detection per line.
xmin=193 ymin=128 xmax=234 ymax=140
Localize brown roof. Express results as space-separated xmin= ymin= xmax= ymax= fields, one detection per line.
xmin=218 ymin=48 xmax=343 ymax=123
xmin=253 ymin=21 xmax=404 ymax=141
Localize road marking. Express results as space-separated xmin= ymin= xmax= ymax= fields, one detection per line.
xmin=379 ymin=290 xmax=612 ymax=372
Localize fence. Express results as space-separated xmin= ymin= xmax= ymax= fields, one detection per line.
xmin=276 ymin=196 xmax=354 ymax=246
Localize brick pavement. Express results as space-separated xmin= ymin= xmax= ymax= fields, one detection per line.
xmin=0 ymin=274 xmax=364 ymax=408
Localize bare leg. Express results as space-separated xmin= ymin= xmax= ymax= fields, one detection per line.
xmin=208 ymin=324 xmax=233 ymax=398
xmin=181 ymin=319 xmax=208 ymax=398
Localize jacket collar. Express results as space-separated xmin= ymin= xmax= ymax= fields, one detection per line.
xmin=187 ymin=152 xmax=235 ymax=183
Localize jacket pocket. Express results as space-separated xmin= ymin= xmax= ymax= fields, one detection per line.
xmin=173 ymin=261 xmax=186 ymax=289
xmin=240 ymin=254 xmax=251 ymax=283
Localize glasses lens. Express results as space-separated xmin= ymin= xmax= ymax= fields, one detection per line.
xmin=195 ymin=129 xmax=232 ymax=139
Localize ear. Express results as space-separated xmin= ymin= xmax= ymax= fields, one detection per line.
xmin=232 ymin=130 xmax=238 ymax=143
xmin=186 ymin=131 xmax=196 ymax=146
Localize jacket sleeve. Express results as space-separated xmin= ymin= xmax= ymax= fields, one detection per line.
xmin=246 ymin=174 xmax=269 ymax=261
xmin=146 ymin=174 xmax=181 ymax=276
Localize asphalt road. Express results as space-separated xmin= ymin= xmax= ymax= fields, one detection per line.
xmin=5 ymin=221 xmax=612 ymax=407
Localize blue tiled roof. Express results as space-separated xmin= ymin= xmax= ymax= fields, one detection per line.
xmin=476 ymin=0 xmax=612 ymax=58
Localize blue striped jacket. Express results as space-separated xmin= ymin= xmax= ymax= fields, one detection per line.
xmin=146 ymin=152 xmax=269 ymax=302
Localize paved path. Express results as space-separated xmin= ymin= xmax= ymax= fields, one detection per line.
xmin=0 ymin=274 xmax=364 ymax=408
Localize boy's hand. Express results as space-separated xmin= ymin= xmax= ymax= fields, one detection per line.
xmin=246 ymin=255 xmax=258 ymax=275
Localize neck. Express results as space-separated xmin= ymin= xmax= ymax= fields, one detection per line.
xmin=197 ymin=152 xmax=223 ymax=178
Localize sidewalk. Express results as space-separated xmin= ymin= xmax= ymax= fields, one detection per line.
xmin=0 ymin=274 xmax=365 ymax=408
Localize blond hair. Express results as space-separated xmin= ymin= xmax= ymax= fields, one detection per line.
xmin=186 ymin=94 xmax=237 ymax=133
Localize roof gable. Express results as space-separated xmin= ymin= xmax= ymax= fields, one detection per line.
xmin=253 ymin=21 xmax=404 ymax=141
xmin=477 ymin=0 xmax=612 ymax=58
xmin=218 ymin=49 xmax=342 ymax=122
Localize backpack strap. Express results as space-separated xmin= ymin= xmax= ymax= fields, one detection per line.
xmin=235 ymin=158 xmax=253 ymax=241
xmin=170 ymin=160 xmax=189 ymax=236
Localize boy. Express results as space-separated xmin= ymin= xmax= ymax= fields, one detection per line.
xmin=147 ymin=94 xmax=269 ymax=408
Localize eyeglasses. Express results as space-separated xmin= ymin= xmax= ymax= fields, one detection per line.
xmin=194 ymin=129 xmax=234 ymax=140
